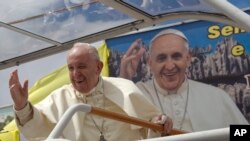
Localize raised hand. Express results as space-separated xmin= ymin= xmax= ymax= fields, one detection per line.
xmin=119 ymin=39 xmax=145 ymax=80
xmin=9 ymin=70 xmax=29 ymax=110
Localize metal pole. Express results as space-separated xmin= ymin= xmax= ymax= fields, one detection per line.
xmin=204 ymin=0 xmax=250 ymax=32
xmin=46 ymin=103 xmax=187 ymax=139
xmin=46 ymin=104 xmax=92 ymax=139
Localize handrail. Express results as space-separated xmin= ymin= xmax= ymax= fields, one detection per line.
xmin=46 ymin=103 xmax=187 ymax=139
xmin=91 ymin=106 xmax=186 ymax=135
xmin=204 ymin=0 xmax=250 ymax=32
xmin=141 ymin=127 xmax=229 ymax=141
xmin=47 ymin=104 xmax=92 ymax=139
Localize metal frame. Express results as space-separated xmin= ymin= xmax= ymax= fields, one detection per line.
xmin=46 ymin=104 xmax=92 ymax=139
xmin=45 ymin=103 xmax=230 ymax=141
xmin=0 ymin=0 xmax=250 ymax=71
xmin=204 ymin=0 xmax=250 ymax=32
xmin=142 ymin=128 xmax=229 ymax=141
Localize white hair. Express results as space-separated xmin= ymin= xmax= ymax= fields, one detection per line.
xmin=72 ymin=42 xmax=100 ymax=60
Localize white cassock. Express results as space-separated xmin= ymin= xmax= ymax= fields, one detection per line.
xmin=15 ymin=77 xmax=161 ymax=141
xmin=137 ymin=78 xmax=249 ymax=132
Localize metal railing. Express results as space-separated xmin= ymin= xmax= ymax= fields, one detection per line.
xmin=44 ymin=103 xmax=229 ymax=141
xmin=141 ymin=128 xmax=229 ymax=141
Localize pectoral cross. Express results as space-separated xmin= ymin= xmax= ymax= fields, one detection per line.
xmin=100 ymin=133 xmax=106 ymax=141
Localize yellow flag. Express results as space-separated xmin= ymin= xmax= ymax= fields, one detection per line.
xmin=28 ymin=65 xmax=70 ymax=105
xmin=0 ymin=130 xmax=19 ymax=141
xmin=98 ymin=42 xmax=110 ymax=76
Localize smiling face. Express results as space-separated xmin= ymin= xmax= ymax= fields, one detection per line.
xmin=149 ymin=34 xmax=191 ymax=91
xmin=67 ymin=43 xmax=103 ymax=93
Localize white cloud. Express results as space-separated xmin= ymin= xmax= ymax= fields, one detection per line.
xmin=0 ymin=0 xmax=61 ymax=22
xmin=0 ymin=0 xmax=132 ymax=55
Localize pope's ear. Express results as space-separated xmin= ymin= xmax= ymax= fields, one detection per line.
xmin=97 ymin=61 xmax=103 ymax=73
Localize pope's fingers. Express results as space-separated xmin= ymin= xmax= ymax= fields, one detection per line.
xmin=9 ymin=71 xmax=14 ymax=86
xmin=151 ymin=114 xmax=165 ymax=124
xmin=123 ymin=54 xmax=127 ymax=59
xmin=23 ymin=80 xmax=29 ymax=94
xmin=9 ymin=70 xmax=19 ymax=86
xmin=9 ymin=84 xmax=15 ymax=89
xmin=126 ymin=39 xmax=142 ymax=56
xmin=122 ymin=54 xmax=139 ymax=65
xmin=9 ymin=73 xmax=14 ymax=90
xmin=159 ymin=114 xmax=168 ymax=123
xmin=163 ymin=116 xmax=173 ymax=136
xmin=14 ymin=70 xmax=21 ymax=83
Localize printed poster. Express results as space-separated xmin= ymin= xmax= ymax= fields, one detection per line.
xmin=106 ymin=17 xmax=250 ymax=123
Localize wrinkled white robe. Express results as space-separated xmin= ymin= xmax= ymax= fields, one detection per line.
xmin=15 ymin=77 xmax=161 ymax=141
xmin=137 ymin=79 xmax=249 ymax=132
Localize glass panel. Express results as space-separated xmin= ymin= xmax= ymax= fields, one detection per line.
xmin=122 ymin=0 xmax=250 ymax=16
xmin=0 ymin=0 xmax=134 ymax=42
xmin=0 ymin=0 xmax=67 ymax=23
xmin=123 ymin=0 xmax=211 ymax=15
xmin=0 ymin=28 xmax=52 ymax=62
xmin=229 ymin=0 xmax=250 ymax=9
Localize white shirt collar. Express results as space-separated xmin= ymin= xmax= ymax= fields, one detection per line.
xmin=153 ymin=77 xmax=188 ymax=96
xmin=74 ymin=76 xmax=104 ymax=99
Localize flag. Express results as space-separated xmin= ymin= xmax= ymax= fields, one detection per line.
xmin=98 ymin=42 xmax=110 ymax=76
xmin=0 ymin=130 xmax=19 ymax=141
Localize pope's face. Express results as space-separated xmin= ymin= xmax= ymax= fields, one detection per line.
xmin=67 ymin=47 xmax=103 ymax=93
xmin=149 ymin=34 xmax=191 ymax=91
